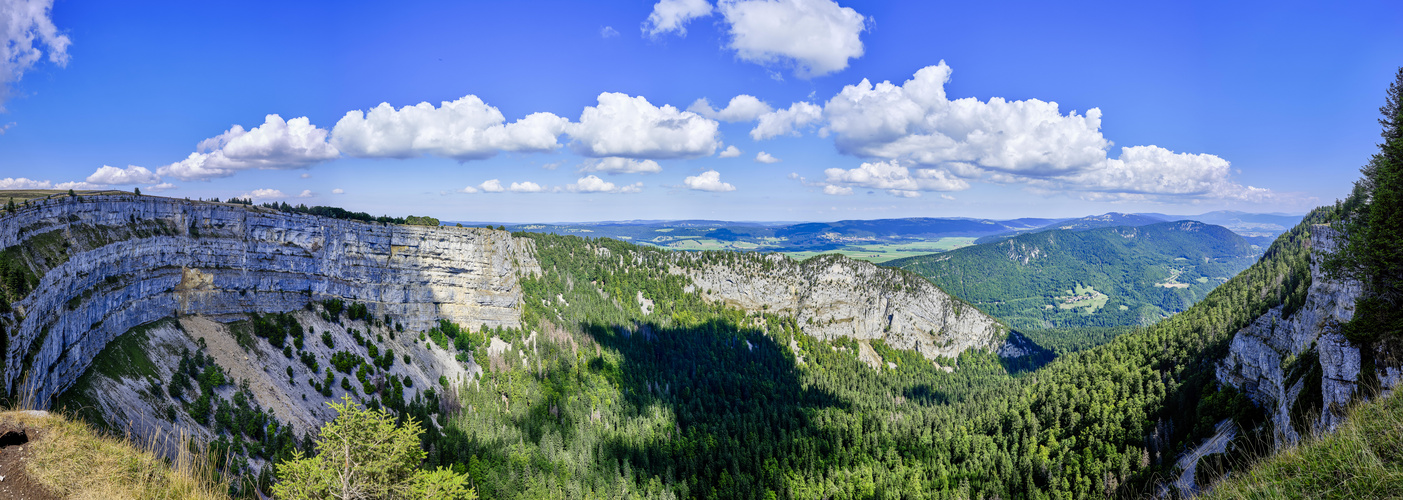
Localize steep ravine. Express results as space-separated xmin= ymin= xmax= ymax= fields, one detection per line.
xmin=0 ymin=194 xmax=539 ymax=407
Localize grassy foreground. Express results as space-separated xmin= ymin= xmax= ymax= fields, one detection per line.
xmin=0 ymin=409 xmax=227 ymax=499
xmin=1203 ymin=388 xmax=1403 ymax=499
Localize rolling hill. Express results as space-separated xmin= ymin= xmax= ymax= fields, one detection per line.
xmin=888 ymin=220 xmax=1261 ymax=329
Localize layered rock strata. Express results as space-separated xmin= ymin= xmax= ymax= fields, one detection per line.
xmin=0 ymin=195 xmax=538 ymax=407
xmin=674 ymin=252 xmax=1007 ymax=360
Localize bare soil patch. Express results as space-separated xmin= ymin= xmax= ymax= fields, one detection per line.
xmin=0 ymin=422 xmax=59 ymax=500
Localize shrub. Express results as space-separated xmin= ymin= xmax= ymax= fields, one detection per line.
xmin=331 ymin=351 xmax=363 ymax=374
xmin=322 ymin=299 xmax=344 ymax=320
xmin=273 ymin=397 xmax=474 ymax=499
xmin=348 ymin=302 xmax=370 ymax=322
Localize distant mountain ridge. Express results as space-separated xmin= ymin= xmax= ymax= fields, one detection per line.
xmin=973 ymin=211 xmax=1305 ymax=244
xmin=485 ymin=212 xmax=1301 ymax=256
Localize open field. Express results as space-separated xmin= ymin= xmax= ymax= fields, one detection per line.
xmin=1 ymin=189 xmax=132 ymax=204
xmin=1056 ymin=284 xmax=1109 ymax=312
xmin=780 ymin=238 xmax=978 ymax=263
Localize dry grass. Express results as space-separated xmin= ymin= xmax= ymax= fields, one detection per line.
xmin=0 ymin=410 xmax=229 ymax=500
xmin=1201 ymin=388 xmax=1403 ymax=499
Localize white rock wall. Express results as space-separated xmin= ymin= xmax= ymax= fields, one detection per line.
xmin=1214 ymin=224 xmax=1399 ymax=447
xmin=0 ymin=195 xmax=538 ymax=407
xmin=674 ymin=252 xmax=1007 ymax=360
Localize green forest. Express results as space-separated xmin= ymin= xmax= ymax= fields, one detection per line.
xmin=888 ymin=221 xmax=1260 ymax=330
xmin=390 ymin=207 xmax=1327 ymax=498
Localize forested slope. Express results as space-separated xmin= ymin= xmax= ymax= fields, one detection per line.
xmin=404 ymin=207 xmax=1327 ymax=498
xmin=889 ymin=220 xmax=1260 ymax=330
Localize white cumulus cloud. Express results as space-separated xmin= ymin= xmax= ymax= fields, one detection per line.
xmin=684 ymin=170 xmax=736 ymax=192
xmin=158 ymin=115 xmax=339 ymax=181
xmin=822 ymin=160 xmax=969 ymax=198
xmin=600 ymin=26 xmax=620 ymax=38
xmin=718 ymin=0 xmax=866 ymax=78
xmin=1071 ymin=146 xmax=1273 ymax=201
xmin=55 ymin=180 xmax=100 ymax=190
xmin=144 ymin=182 xmax=177 ymax=192
xmin=824 ymin=62 xmax=1109 ymax=177
xmin=331 ymin=95 xmax=568 ymax=161
xmin=568 ymin=92 xmax=720 ymax=159
xmin=568 ymin=175 xmax=644 ymax=193
xmin=478 ymin=179 xmax=505 ymax=193
xmin=580 ymin=157 xmax=663 ymax=174
xmin=0 ymin=177 xmax=97 ymax=190
xmin=822 ymin=184 xmax=852 ymax=195
xmin=643 ymin=0 xmax=714 ymax=37
xmin=241 ymin=188 xmax=286 ymax=201
xmin=331 ymin=188 xmax=345 ymax=194
xmin=751 ymin=101 xmax=822 ymax=140
xmin=688 ymin=95 xmax=773 ymax=122
xmin=86 ymin=165 xmax=159 ymax=185
xmin=755 ymin=151 xmax=780 ymax=163
xmin=509 ymin=181 xmax=545 ymax=193
xmin=297 ymin=189 xmax=314 ymax=198
xmin=821 ymin=62 xmax=1273 ymax=200
xmin=0 ymin=177 xmax=50 ymax=189
xmin=1 ymin=0 xmax=70 ymax=110
xmin=718 ymin=145 xmax=742 ymax=158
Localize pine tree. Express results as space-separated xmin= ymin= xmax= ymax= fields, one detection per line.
xmin=1339 ymin=66 xmax=1403 ymax=342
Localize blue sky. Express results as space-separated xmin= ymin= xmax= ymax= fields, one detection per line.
xmin=1 ymin=0 xmax=1399 ymax=222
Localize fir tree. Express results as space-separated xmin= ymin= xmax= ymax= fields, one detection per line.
xmin=1337 ymin=66 xmax=1403 ymax=342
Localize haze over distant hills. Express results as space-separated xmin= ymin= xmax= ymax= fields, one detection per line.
xmin=475 ymin=211 xmax=1301 ymax=262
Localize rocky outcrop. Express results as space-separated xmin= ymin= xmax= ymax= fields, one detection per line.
xmin=674 ymin=252 xmax=1007 ymax=360
xmin=0 ymin=195 xmax=539 ymax=407
xmin=1215 ymin=225 xmax=1398 ymax=447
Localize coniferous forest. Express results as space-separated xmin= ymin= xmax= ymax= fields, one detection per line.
xmin=391 ymin=201 xmax=1329 ymax=498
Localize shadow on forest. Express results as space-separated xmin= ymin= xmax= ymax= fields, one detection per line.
xmin=997 ymin=330 xmax=1058 ymax=376
xmin=505 ymin=317 xmax=851 ymax=496
xmin=901 ymin=383 xmax=954 ymax=406
xmin=579 ymin=318 xmax=846 ymax=414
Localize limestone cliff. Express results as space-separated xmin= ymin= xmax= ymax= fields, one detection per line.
xmin=0 ymin=194 xmax=539 ymax=407
xmin=674 ymin=252 xmax=1008 ymax=360
xmin=1215 ymin=225 xmax=1402 ymax=447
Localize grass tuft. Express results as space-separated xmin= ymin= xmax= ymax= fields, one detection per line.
xmin=1201 ymin=388 xmax=1403 ymax=499
xmin=0 ymin=408 xmax=229 ymax=499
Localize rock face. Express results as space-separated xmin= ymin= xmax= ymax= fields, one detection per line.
xmin=80 ymin=312 xmax=473 ymax=454
xmin=0 ymin=195 xmax=539 ymax=407
xmin=674 ymin=252 xmax=1007 ymax=360
xmin=1215 ymin=225 xmax=1398 ymax=447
